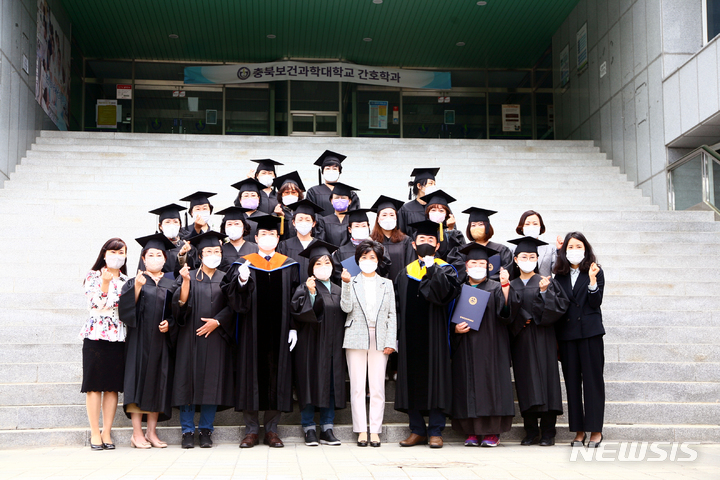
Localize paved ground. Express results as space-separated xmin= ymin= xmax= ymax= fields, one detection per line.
xmin=1 ymin=442 xmax=718 ymax=479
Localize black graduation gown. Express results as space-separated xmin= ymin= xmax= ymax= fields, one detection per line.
xmin=290 ymin=281 xmax=347 ymax=409
xmin=394 ymin=260 xmax=461 ymax=414
xmin=330 ymin=241 xmax=393 ymax=285
xmin=436 ymin=228 xmax=466 ymax=261
xmin=307 ymin=184 xmax=361 ymax=217
xmin=398 ymin=199 xmax=426 ymax=235
xmin=119 ymin=274 xmax=178 ymax=421
xmin=447 ymin=240 xmax=514 ymax=283
xmin=179 ymin=224 xmax=209 ymax=241
xmin=277 ymin=236 xmax=313 ymax=282
xmin=315 ymin=213 xmax=350 ymax=247
xmin=450 ymin=280 xmax=514 ymax=421
xmin=170 ymin=269 xmax=235 ymax=409
xmin=508 ymin=275 xmax=569 ymax=414
xmin=381 ymin=235 xmax=416 ymax=284
xmin=137 ymin=239 xmax=184 ymax=279
xmin=221 ymin=253 xmax=300 ymax=412
xmin=217 ymin=240 xmax=257 ymax=273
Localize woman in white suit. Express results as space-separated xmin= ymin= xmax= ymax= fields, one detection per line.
xmin=341 ymin=240 xmax=397 ymax=447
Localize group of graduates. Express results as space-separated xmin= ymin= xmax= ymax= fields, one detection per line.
xmin=81 ymin=150 xmax=607 ymax=451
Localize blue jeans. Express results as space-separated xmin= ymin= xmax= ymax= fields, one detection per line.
xmin=408 ymin=408 xmax=446 ymax=437
xmin=300 ymin=363 xmax=336 ymax=431
xmin=179 ymin=404 xmax=217 ymax=434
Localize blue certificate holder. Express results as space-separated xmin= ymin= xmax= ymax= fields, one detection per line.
xmin=341 ymin=256 xmax=362 ymax=277
xmin=450 ymin=284 xmax=491 ymax=331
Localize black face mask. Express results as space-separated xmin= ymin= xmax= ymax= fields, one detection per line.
xmin=415 ymin=243 xmax=436 ymax=257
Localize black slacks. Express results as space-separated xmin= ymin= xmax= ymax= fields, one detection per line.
xmin=559 ymin=334 xmax=605 ymax=433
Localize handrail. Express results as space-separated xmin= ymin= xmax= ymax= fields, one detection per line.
xmin=668 ymin=145 xmax=720 ymax=170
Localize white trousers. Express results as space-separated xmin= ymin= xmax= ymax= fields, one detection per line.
xmin=345 ymin=327 xmax=389 ymax=434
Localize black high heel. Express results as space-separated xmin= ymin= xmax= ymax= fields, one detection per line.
xmin=90 ymin=443 xmax=103 ymax=451
xmin=587 ymin=433 xmax=603 ymax=449
xmin=570 ymin=433 xmax=587 ymax=447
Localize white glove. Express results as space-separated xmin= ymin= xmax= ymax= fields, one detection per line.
xmin=288 ymin=329 xmax=298 ymax=351
xmin=238 ymin=261 xmax=251 ymax=283
xmin=422 ymin=256 xmax=435 ymax=268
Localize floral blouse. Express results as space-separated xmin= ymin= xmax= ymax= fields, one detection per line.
xmin=79 ymin=270 xmax=128 ymax=342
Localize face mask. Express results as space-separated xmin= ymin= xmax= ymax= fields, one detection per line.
xmin=351 ymin=226 xmax=370 ymax=241
xmin=523 ymin=225 xmax=541 ymax=238
xmin=226 ymin=225 xmax=244 ymax=241
xmin=566 ymin=250 xmax=585 ymax=265
xmin=332 ymin=198 xmax=349 ymax=212
xmin=424 ymin=184 xmax=439 ymax=195
xmin=314 ymin=265 xmax=333 ymax=281
xmin=257 ymin=174 xmax=274 ymax=187
xmin=258 ymin=235 xmax=279 ymax=252
xmin=145 ymin=256 xmax=165 ymax=273
xmin=282 ymin=195 xmax=298 ymax=206
xmin=359 ymin=260 xmax=378 ymax=274
xmin=517 ymin=260 xmax=537 ymax=274
xmin=428 ymin=211 xmax=446 ymax=224
xmin=240 ymin=198 xmax=259 ymax=210
xmin=162 ymin=224 xmax=180 ymax=239
xmin=323 ymin=170 xmax=340 ymax=183
xmin=295 ymin=221 xmax=313 ymax=236
xmin=105 ymin=254 xmax=125 ymax=269
xmin=416 ymin=242 xmax=436 ymax=258
xmin=195 ymin=210 xmax=211 ymax=224
xmin=467 ymin=267 xmax=487 ymax=281
xmin=202 ymin=254 xmax=222 ymax=269
xmin=378 ymin=218 xmax=397 ymax=231
xmin=470 ymin=226 xmax=485 ymax=241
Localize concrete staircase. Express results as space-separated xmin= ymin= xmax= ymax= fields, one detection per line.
xmin=1 ymin=131 xmax=718 ymax=447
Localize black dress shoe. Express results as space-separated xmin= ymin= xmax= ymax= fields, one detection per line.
xmin=304 ymin=429 xmax=319 ymax=446
xmin=102 ymin=443 xmax=115 ymax=450
xmin=520 ymin=435 xmax=540 ymax=445
xmin=588 ymin=433 xmax=603 ymax=448
xmin=181 ymin=432 xmax=195 ymax=449
xmin=370 ymin=440 xmax=381 ymax=447
xmin=319 ymin=429 xmax=341 ymax=446
xmin=90 ymin=443 xmax=103 ymax=451
xmin=199 ymin=429 xmax=213 ymax=448
xmin=539 ymin=437 xmax=555 ymax=446
xmin=571 ymin=433 xmax=587 ymax=447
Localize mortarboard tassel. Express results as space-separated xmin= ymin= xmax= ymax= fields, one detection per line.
xmin=408 ymin=181 xmax=413 ymax=200
xmin=439 ymin=223 xmax=444 ymax=242
xmin=318 ymin=168 xmax=322 ymax=186
xmin=280 ymin=215 xmax=284 ymax=236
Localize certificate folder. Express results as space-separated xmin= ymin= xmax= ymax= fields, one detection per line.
xmin=487 ymin=254 xmax=501 ymax=275
xmin=450 ymin=284 xmax=491 ymax=331
xmin=341 ymin=256 xmax=362 ymax=277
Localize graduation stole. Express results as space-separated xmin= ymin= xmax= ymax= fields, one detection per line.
xmin=241 ymin=253 xmax=296 ymax=272
xmin=406 ymin=258 xmax=449 ymax=281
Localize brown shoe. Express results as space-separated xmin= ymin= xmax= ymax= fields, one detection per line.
xmin=264 ymin=431 xmax=284 ymax=448
xmin=399 ymin=433 xmax=428 ymax=447
xmin=239 ymin=433 xmax=259 ymax=448
xmin=429 ymin=436 xmax=443 ymax=448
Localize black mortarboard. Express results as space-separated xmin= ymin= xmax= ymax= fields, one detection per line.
xmin=347 ymin=208 xmax=373 ymax=224
xmin=409 ymin=220 xmax=441 ymax=239
xmin=189 ymin=230 xmax=226 ymax=251
xmin=148 ymin=203 xmax=186 ymax=222
xmin=370 ymin=195 xmax=404 ymax=213
xmin=298 ymin=239 xmax=339 ymax=260
xmin=410 ymin=167 xmax=440 ymax=182
xmin=330 ymin=182 xmax=359 ymax=198
xmin=215 ymin=206 xmax=251 ymax=222
xmin=419 ymin=189 xmax=456 ymax=207
xmin=508 ymin=236 xmax=548 ymax=255
xmin=231 ymin=178 xmax=265 ymax=195
xmin=463 ymin=207 xmax=498 ymax=224
xmin=250 ymin=213 xmax=283 ymax=233
xmin=251 ymin=158 xmax=283 ymax=174
xmin=287 ymin=199 xmax=324 ymax=217
xmin=136 ymin=232 xmax=176 ymax=252
xmin=272 ymin=171 xmax=306 ymax=192
xmin=313 ymin=150 xmax=347 ymax=168
xmin=180 ymin=191 xmax=216 ymax=212
xmin=459 ymin=242 xmax=499 ymax=261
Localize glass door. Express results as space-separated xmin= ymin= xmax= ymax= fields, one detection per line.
xmin=288 ymin=80 xmax=341 ymax=136
xmin=133 ymin=84 xmax=223 ymax=134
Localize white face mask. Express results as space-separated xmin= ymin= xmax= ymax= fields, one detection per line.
xmin=240 ymin=198 xmax=259 ymax=210
xmin=314 ymin=265 xmax=333 ymax=281
xmin=257 ymin=174 xmax=274 ymax=187
xmin=195 ymin=210 xmax=211 ymax=224
xmin=566 ymin=249 xmax=585 ymax=266
xmin=105 ymin=254 xmax=125 ymax=269
xmin=359 ymin=260 xmax=378 ymax=274
xmin=162 ymin=224 xmax=180 ymax=239
xmin=523 ymin=225 xmax=541 ymax=238
xmin=517 ymin=260 xmax=537 ymax=274
xmin=282 ymin=195 xmax=299 ymax=206
xmin=226 ymin=225 xmax=244 ymax=241
xmin=295 ymin=221 xmax=313 ymax=236
xmin=378 ymin=218 xmax=397 ymax=231
xmin=424 ymin=184 xmax=439 ymax=196
xmin=428 ymin=211 xmax=446 ymax=224
xmin=145 ymin=256 xmax=165 ymax=273
xmin=323 ymin=170 xmax=340 ymax=183
xmin=202 ymin=254 xmax=222 ymax=269
xmin=467 ymin=267 xmax=487 ymax=281
xmin=258 ymin=235 xmax=279 ymax=252
xmin=351 ymin=226 xmax=370 ymax=241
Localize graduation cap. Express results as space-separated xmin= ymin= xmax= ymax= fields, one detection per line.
xmin=418 ymin=189 xmax=456 ymax=208
xmin=148 ymin=203 xmax=186 ymax=223
xmin=272 ymin=170 xmax=306 ymax=192
xmin=298 ymin=239 xmax=339 ymax=260
xmin=215 ymin=206 xmax=251 ymax=225
xmin=459 ymin=242 xmax=499 ymax=261
xmin=314 ymin=150 xmax=347 ymax=184
xmin=408 ymin=168 xmax=440 ymax=199
xmin=409 ymin=219 xmax=441 ymax=240
xmin=231 ymin=178 xmax=265 ymax=195
xmin=135 ymin=232 xmax=176 ymax=252
xmin=330 ymin=182 xmax=359 ymax=198
xmin=463 ymin=207 xmax=498 ymax=224
xmin=287 ymin=199 xmax=324 ymax=218
xmin=250 ymin=213 xmax=283 ymax=233
xmin=251 ymin=158 xmax=283 ymax=174
xmin=189 ymin=230 xmax=227 ymax=251
xmin=347 ymin=208 xmax=373 ymax=225
xmin=508 ymin=236 xmax=548 ymax=255
xmin=370 ymin=195 xmax=404 ymax=213
xmin=180 ymin=191 xmax=216 ymax=213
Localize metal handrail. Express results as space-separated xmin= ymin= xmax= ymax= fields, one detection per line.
xmin=667 ymin=145 xmax=720 ymax=216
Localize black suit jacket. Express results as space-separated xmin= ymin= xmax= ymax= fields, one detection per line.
xmin=555 ymin=268 xmax=605 ymax=341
